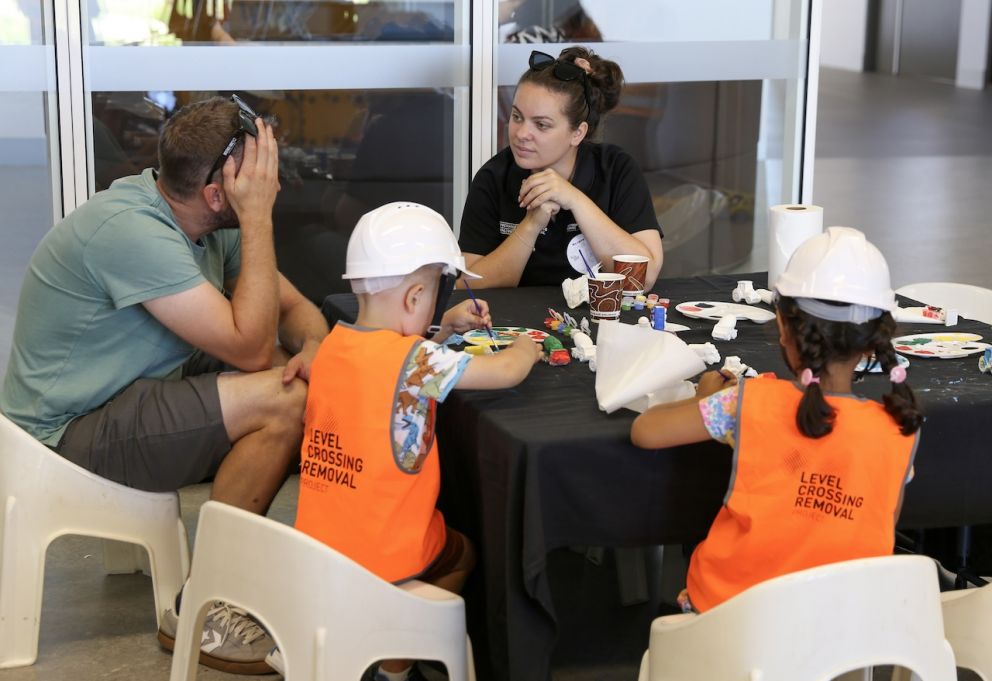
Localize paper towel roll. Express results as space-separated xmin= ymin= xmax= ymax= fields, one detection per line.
xmin=768 ymin=204 xmax=823 ymax=291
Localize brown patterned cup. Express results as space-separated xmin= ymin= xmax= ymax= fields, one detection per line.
xmin=612 ymin=255 xmax=649 ymax=296
xmin=587 ymin=273 xmax=625 ymax=321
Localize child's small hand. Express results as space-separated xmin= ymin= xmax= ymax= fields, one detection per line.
xmin=443 ymin=299 xmax=492 ymax=334
xmin=509 ymin=336 xmax=543 ymax=364
xmin=697 ymin=370 xmax=736 ymax=398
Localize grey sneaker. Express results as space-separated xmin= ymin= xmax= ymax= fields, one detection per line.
xmin=158 ymin=601 xmax=276 ymax=675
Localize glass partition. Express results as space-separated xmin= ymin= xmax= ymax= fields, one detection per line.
xmin=0 ymin=0 xmax=60 ymax=374
xmin=494 ymin=0 xmax=814 ymax=277
xmin=82 ymin=0 xmax=469 ymax=302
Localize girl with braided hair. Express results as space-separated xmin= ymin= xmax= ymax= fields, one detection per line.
xmin=631 ymin=227 xmax=922 ymax=613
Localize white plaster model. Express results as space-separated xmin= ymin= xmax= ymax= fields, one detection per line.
xmin=755 ymin=288 xmax=774 ymax=305
xmin=570 ymin=332 xmax=597 ymax=363
xmin=711 ymin=314 xmax=738 ymax=341
xmin=688 ymin=342 xmax=721 ymax=365
xmin=562 ymin=276 xmax=589 ymax=309
xmin=732 ymin=280 xmax=761 ymax=305
xmin=722 ymin=355 xmax=758 ymax=379
xmin=637 ymin=316 xmax=650 ymax=328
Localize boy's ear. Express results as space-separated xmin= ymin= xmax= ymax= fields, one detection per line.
xmin=403 ymin=282 xmax=426 ymax=314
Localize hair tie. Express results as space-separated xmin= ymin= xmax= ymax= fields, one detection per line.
xmin=573 ymin=57 xmax=593 ymax=74
xmin=800 ymin=368 xmax=820 ymax=387
xmin=889 ymin=365 xmax=907 ymax=384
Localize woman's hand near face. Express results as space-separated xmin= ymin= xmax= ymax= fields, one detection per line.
xmin=518 ymin=168 xmax=581 ymax=212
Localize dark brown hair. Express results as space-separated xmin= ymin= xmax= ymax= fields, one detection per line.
xmin=518 ymin=46 xmax=624 ymax=139
xmin=777 ymin=296 xmax=923 ymax=438
xmin=157 ymin=97 xmax=242 ymax=199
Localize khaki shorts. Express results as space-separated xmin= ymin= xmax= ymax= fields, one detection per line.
xmin=54 ymin=352 xmax=231 ymax=492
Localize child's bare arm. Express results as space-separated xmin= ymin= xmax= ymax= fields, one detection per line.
xmin=456 ymin=337 xmax=542 ymax=390
xmin=631 ymin=370 xmax=735 ymax=450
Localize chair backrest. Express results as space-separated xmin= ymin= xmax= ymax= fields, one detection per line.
xmin=646 ymin=556 xmax=956 ymax=681
xmin=942 ymin=584 xmax=992 ymax=680
xmin=176 ymin=501 xmax=468 ymax=681
xmin=896 ymin=282 xmax=992 ymax=326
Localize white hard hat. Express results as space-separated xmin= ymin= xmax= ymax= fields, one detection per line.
xmin=775 ymin=226 xmax=896 ymax=312
xmin=343 ymin=202 xmax=481 ymax=282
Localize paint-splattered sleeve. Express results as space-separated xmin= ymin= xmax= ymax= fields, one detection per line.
xmin=698 ymin=384 xmax=740 ymax=447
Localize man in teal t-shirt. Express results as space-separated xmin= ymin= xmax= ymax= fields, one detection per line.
xmin=0 ymin=96 xmax=329 ymax=673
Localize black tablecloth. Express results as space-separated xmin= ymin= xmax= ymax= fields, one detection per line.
xmin=322 ymin=273 xmax=992 ymax=681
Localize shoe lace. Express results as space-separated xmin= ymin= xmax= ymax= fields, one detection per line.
xmin=206 ymin=601 xmax=267 ymax=645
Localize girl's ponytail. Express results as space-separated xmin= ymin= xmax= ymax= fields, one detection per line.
xmin=871 ymin=315 xmax=924 ymax=435
xmin=788 ymin=303 xmax=837 ymax=438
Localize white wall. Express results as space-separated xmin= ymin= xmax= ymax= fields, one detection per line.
xmin=957 ymin=0 xmax=992 ymax=88
xmin=819 ymin=0 xmax=869 ymax=71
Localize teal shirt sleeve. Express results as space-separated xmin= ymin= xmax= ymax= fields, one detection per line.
xmin=84 ymin=208 xmax=206 ymax=309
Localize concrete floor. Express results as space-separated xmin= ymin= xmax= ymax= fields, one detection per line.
xmin=2 ymin=68 xmax=991 ymax=681
xmin=813 ymin=68 xmax=992 ymax=289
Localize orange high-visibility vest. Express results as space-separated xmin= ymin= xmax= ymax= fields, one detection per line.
xmin=686 ymin=376 xmax=917 ymax=612
xmin=295 ymin=323 xmax=446 ymax=583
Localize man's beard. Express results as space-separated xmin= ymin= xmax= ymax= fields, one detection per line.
xmin=209 ymin=205 xmax=240 ymax=231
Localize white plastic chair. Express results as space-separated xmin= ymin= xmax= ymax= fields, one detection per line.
xmin=637 ymin=555 xmax=956 ymax=681
xmin=0 ymin=413 xmax=190 ymax=668
xmin=941 ymin=584 xmax=992 ymax=680
xmin=169 ymin=500 xmax=475 ymax=681
xmin=896 ymin=282 xmax=992 ymax=325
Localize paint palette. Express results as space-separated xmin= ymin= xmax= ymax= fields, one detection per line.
xmin=463 ymin=327 xmax=549 ymax=347
xmin=675 ymin=301 xmax=775 ymax=324
xmin=855 ymin=353 xmax=911 ymax=373
xmin=892 ymin=332 xmax=990 ymax=359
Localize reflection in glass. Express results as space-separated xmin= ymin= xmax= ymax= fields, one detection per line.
xmin=87 ymin=1 xmax=457 ymax=45
xmin=1 ymin=1 xmax=57 ymax=373
xmin=91 ymin=88 xmax=455 ymax=303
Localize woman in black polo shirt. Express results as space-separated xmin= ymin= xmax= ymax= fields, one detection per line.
xmin=459 ymin=47 xmax=663 ymax=288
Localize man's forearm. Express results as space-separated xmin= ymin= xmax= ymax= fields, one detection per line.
xmin=230 ymin=217 xmax=280 ymax=362
xmin=278 ymin=298 xmax=329 ymax=354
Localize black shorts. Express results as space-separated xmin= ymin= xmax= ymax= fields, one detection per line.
xmin=54 ymin=352 xmax=232 ymax=492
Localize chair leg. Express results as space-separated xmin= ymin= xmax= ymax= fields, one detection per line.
xmin=143 ymin=518 xmax=191 ymax=628
xmin=955 ymin=526 xmax=988 ymax=589
xmin=168 ymin=600 xmax=207 ymax=681
xmin=0 ymin=502 xmax=46 ymax=668
xmin=466 ymin=636 xmax=476 ymax=681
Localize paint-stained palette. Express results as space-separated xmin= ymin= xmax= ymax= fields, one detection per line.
xmin=892 ymin=332 xmax=990 ymax=359
xmin=463 ymin=327 xmax=549 ymax=347
xmin=675 ymin=301 xmax=775 ymax=323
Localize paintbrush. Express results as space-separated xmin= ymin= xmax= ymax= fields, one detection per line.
xmin=462 ymin=280 xmax=500 ymax=353
xmin=578 ymin=250 xmax=597 ymax=279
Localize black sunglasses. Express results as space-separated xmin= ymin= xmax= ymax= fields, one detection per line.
xmin=204 ymin=94 xmax=259 ymax=188
xmin=528 ymin=50 xmax=592 ymax=116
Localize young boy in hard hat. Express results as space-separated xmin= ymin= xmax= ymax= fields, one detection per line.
xmin=274 ymin=202 xmax=541 ymax=681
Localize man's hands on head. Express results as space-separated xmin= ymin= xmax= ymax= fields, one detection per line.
xmin=222 ymin=118 xmax=280 ymax=229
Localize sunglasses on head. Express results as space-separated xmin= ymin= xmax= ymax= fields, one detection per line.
xmin=529 ymin=50 xmax=586 ymax=81
xmin=204 ymin=93 xmax=259 ymax=188
xmin=528 ymin=50 xmax=592 ymax=115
